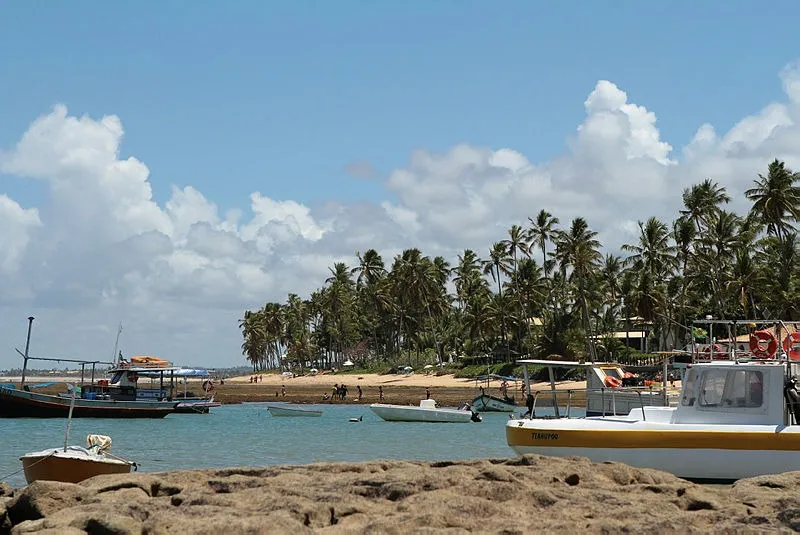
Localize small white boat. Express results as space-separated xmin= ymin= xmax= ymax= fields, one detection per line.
xmin=472 ymin=393 xmax=516 ymax=412
xmin=507 ymin=319 xmax=800 ymax=481
xmin=21 ymin=437 xmax=135 ymax=484
xmin=267 ymin=403 xmax=323 ymax=417
xmin=370 ymin=399 xmax=481 ymax=423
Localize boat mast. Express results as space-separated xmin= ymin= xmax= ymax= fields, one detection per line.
xmin=111 ymin=323 xmax=123 ymax=364
xmin=64 ymin=385 xmax=76 ymax=452
xmin=20 ymin=316 xmax=35 ymax=389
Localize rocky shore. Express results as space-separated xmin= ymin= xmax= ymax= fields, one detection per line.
xmin=3 ymin=455 xmax=800 ymax=534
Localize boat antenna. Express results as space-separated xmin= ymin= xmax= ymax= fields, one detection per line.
xmin=64 ymin=384 xmax=76 ymax=452
xmin=112 ymin=323 xmax=123 ymax=364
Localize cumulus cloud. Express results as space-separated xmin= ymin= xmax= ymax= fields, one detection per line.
xmin=2 ymin=63 xmax=800 ymax=367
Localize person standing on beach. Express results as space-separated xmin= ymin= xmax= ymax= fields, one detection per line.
xmin=425 ymin=386 xmax=431 ymax=399
xmin=378 ymin=385 xmax=384 ymax=401
xmin=281 ymin=384 xmax=286 ymax=397
xmin=357 ymin=385 xmax=362 ymax=401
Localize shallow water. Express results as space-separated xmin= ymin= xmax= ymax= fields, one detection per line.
xmin=0 ymin=403 xmax=530 ymax=488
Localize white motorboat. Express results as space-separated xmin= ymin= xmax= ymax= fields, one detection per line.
xmin=370 ymin=399 xmax=482 ymax=423
xmin=267 ymin=403 xmax=323 ymax=417
xmin=471 ymin=393 xmax=516 ymax=412
xmin=507 ymin=319 xmax=800 ymax=481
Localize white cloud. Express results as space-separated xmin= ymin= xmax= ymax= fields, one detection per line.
xmin=2 ymin=62 xmax=800 ymax=368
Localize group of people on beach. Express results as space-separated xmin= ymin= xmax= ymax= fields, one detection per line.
xmin=323 ymin=384 xmax=384 ymax=402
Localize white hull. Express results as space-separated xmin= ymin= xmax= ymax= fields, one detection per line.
xmin=508 ymin=445 xmax=800 ymax=480
xmin=472 ymin=394 xmax=516 ymax=412
xmin=370 ymin=403 xmax=475 ymax=423
xmin=506 ymin=414 xmax=800 ymax=480
xmin=267 ymin=404 xmax=323 ymax=417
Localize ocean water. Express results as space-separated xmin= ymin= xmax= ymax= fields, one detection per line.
xmin=0 ymin=403 xmax=534 ymax=488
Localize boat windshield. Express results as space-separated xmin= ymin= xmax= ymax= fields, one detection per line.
xmin=697 ymin=368 xmax=764 ymax=409
xmin=681 ymin=369 xmax=697 ymax=406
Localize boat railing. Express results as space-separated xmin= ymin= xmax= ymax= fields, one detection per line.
xmin=526 ymin=385 xmax=680 ymax=421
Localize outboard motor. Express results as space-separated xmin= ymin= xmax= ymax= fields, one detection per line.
xmin=784 ymin=376 xmax=800 ymax=425
xmin=470 ymin=411 xmax=482 ymax=423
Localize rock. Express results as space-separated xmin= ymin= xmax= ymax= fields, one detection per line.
xmin=7 ymin=481 xmax=90 ymax=525
xmin=5 ymin=457 xmax=800 ymax=533
xmin=0 ymin=482 xmax=13 ymax=498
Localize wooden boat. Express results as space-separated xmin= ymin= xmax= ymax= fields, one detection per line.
xmin=0 ymin=318 xmax=181 ymax=418
xmin=507 ymin=319 xmax=800 ymax=481
xmin=21 ymin=441 xmax=135 ymax=483
xmin=267 ymin=403 xmax=323 ymax=417
xmin=20 ymin=390 xmax=137 ymax=483
xmin=0 ymin=385 xmax=178 ymax=418
xmin=370 ymin=399 xmax=482 ymax=423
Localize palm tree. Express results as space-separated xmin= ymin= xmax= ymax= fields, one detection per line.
xmin=527 ymin=210 xmax=559 ymax=276
xmin=502 ymin=224 xmax=530 ymax=352
xmin=554 ymin=218 xmax=602 ymax=360
xmin=746 ymin=159 xmax=800 ymax=245
xmin=483 ymin=242 xmax=511 ymax=359
xmin=622 ymin=217 xmax=677 ymax=278
xmin=681 ymin=179 xmax=731 ymax=234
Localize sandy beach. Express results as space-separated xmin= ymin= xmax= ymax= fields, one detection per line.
xmin=1 ymin=372 xmax=660 ymax=406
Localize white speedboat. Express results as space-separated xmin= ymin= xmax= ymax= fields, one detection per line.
xmin=507 ymin=319 xmax=800 ymax=481
xmin=370 ymin=399 xmax=481 ymax=423
xmin=267 ymin=403 xmax=323 ymax=417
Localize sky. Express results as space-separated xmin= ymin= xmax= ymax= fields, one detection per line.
xmin=2 ymin=2 xmax=800 ymax=369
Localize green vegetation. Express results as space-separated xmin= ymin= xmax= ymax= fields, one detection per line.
xmin=240 ymin=160 xmax=800 ymax=373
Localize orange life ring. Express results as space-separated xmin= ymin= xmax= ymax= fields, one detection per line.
xmin=623 ymin=371 xmax=636 ymax=379
xmin=749 ymin=330 xmax=778 ymax=359
xmin=784 ymin=332 xmax=800 ymax=361
xmin=604 ymin=376 xmax=622 ymax=388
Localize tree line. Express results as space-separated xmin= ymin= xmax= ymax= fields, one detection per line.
xmin=239 ymin=160 xmax=800 ymax=372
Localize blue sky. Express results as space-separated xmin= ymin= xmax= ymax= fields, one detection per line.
xmin=2 ymin=1 xmax=797 ymax=213
xmin=2 ymin=2 xmax=800 ymax=368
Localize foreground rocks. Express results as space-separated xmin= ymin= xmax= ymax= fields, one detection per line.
xmin=3 ymin=455 xmax=800 ymax=534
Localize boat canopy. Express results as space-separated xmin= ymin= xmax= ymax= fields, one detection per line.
xmin=476 ymin=373 xmax=519 ymax=382
xmin=516 ymin=359 xmax=599 ymax=368
xmin=139 ymin=368 xmax=211 ymax=378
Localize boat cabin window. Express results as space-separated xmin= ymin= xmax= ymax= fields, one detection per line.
xmin=110 ymin=371 xmax=124 ymax=384
xmin=698 ymin=369 xmax=763 ymax=409
xmin=681 ymin=369 xmax=697 ymax=406
xmin=602 ymin=368 xmax=621 ymax=380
